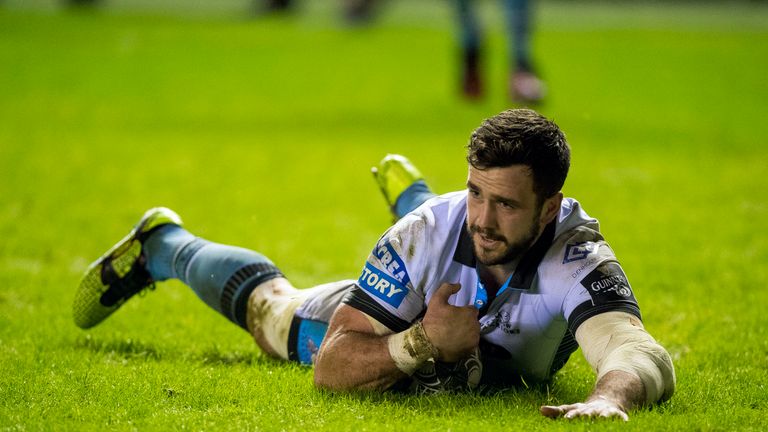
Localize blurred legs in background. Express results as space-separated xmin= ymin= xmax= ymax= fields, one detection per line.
xmin=258 ymin=0 xmax=380 ymax=24
xmin=262 ymin=0 xmax=293 ymax=12
xmin=455 ymin=0 xmax=545 ymax=103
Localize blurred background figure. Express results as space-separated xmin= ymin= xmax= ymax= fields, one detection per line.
xmin=64 ymin=0 xmax=100 ymax=6
xmin=456 ymin=0 xmax=545 ymax=104
xmin=59 ymin=0 xmax=380 ymax=25
xmin=262 ymin=0 xmax=292 ymax=12
xmin=259 ymin=0 xmax=380 ymax=24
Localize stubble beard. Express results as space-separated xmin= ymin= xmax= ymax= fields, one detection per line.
xmin=468 ymin=209 xmax=542 ymax=266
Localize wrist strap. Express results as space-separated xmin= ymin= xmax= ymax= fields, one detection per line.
xmin=387 ymin=321 xmax=438 ymax=375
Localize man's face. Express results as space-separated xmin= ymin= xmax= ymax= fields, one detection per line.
xmin=466 ymin=165 xmax=547 ymax=266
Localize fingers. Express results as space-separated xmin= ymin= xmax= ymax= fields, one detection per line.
xmin=431 ymin=282 xmax=461 ymax=304
xmin=422 ymin=283 xmax=479 ymax=362
xmin=540 ymin=403 xmax=629 ymax=421
xmin=539 ymin=405 xmax=563 ymax=418
xmin=539 ymin=404 xmax=578 ymax=418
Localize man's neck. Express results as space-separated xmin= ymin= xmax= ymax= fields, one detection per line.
xmin=478 ymin=261 xmax=518 ymax=291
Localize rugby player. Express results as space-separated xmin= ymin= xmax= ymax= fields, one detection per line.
xmin=456 ymin=0 xmax=545 ymax=102
xmin=74 ymin=108 xmax=675 ymax=420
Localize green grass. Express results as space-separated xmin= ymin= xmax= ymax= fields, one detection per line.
xmin=1 ymin=1 xmax=767 ymax=430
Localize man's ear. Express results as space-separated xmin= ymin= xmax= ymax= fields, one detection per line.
xmin=541 ymin=192 xmax=563 ymax=225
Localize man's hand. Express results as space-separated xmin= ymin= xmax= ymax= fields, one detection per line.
xmin=541 ymin=367 xmax=645 ymax=421
xmin=421 ymin=283 xmax=480 ymax=362
xmin=540 ymin=396 xmax=629 ymax=421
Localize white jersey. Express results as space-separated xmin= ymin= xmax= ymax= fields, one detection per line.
xmin=343 ymin=191 xmax=641 ymax=384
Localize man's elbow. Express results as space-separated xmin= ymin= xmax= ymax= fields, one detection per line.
xmin=312 ymin=370 xmax=334 ymax=391
xmin=312 ymin=368 xmax=381 ymax=392
xmin=312 ymin=353 xmax=366 ymax=392
xmin=601 ymin=340 xmax=676 ymax=405
xmin=313 ymin=354 xmax=345 ymax=391
xmin=643 ymin=341 xmax=676 ymax=403
xmin=313 ymin=353 xmax=397 ymax=392
xmin=313 ymin=364 xmax=345 ymax=391
xmin=580 ymin=312 xmax=676 ymax=405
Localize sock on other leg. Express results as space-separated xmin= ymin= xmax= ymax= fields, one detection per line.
xmin=394 ymin=180 xmax=436 ymax=219
xmin=143 ymin=225 xmax=283 ymax=330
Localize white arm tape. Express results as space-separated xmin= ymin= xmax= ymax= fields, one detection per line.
xmin=362 ymin=312 xmax=394 ymax=336
xmin=575 ymin=311 xmax=676 ymax=404
xmin=387 ymin=321 xmax=438 ymax=375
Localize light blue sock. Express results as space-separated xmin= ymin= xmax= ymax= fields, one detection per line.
xmin=143 ymin=225 xmax=283 ymax=330
xmin=143 ymin=225 xmax=195 ymax=281
xmin=394 ymin=180 xmax=437 ymax=219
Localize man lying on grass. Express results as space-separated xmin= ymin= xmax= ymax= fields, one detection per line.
xmin=74 ymin=108 xmax=675 ymax=421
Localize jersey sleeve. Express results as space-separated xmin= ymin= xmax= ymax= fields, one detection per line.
xmin=342 ymin=212 xmax=431 ymax=333
xmin=563 ymin=257 xmax=642 ymax=334
xmin=550 ymin=226 xmax=642 ymax=334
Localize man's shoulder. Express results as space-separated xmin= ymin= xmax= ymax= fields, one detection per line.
xmin=388 ymin=191 xmax=467 ymax=244
xmin=541 ymin=221 xmax=641 ymax=331
xmin=372 ymin=190 xmax=467 ymax=272
xmin=555 ymin=198 xmax=600 ymax=237
xmin=351 ymin=192 xmax=469 ymax=325
xmin=537 ymin=216 xmax=616 ymax=295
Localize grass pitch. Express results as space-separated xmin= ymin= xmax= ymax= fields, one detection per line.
xmin=1 ymin=1 xmax=767 ymax=430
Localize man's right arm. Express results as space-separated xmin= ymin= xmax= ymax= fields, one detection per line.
xmin=314 ymin=283 xmax=480 ymax=392
xmin=314 ymin=304 xmax=406 ymax=391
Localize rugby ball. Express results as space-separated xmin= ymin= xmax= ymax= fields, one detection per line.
xmin=409 ymin=348 xmax=482 ymax=394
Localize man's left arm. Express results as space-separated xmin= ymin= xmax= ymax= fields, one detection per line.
xmin=541 ymin=311 xmax=676 ymax=421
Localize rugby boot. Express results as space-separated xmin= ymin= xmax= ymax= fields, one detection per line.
xmin=510 ymin=69 xmax=545 ymax=105
xmin=73 ymin=207 xmax=182 ymax=329
xmin=461 ymin=47 xmax=483 ymax=100
xmin=371 ymin=154 xmax=425 ymax=220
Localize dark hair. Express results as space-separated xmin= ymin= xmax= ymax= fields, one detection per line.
xmin=466 ymin=109 xmax=570 ymax=201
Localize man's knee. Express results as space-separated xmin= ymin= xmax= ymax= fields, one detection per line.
xmin=246 ymin=278 xmax=303 ymax=360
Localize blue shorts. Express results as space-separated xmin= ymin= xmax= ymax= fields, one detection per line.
xmin=287 ymin=317 xmax=329 ymax=365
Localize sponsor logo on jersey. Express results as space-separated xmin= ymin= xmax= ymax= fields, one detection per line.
xmin=570 ymin=257 xmax=598 ymax=279
xmin=358 ymin=262 xmax=408 ymax=308
xmin=563 ymin=242 xmax=599 ymax=264
xmin=480 ymin=310 xmax=520 ymax=335
xmin=580 ymin=262 xmax=637 ymax=305
xmin=589 ymin=274 xmax=633 ymax=298
xmin=373 ymin=240 xmax=410 ymax=286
